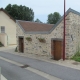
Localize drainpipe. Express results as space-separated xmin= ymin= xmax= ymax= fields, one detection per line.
xmin=63 ymin=0 xmax=66 ymax=60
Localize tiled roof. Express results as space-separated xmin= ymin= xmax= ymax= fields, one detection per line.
xmin=17 ymin=20 xmax=54 ymax=31
xmin=17 ymin=8 xmax=80 ymax=34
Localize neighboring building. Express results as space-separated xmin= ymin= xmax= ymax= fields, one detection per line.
xmin=0 ymin=8 xmax=16 ymax=46
xmin=16 ymin=8 xmax=80 ymax=60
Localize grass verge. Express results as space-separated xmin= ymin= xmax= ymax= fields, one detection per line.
xmin=71 ymin=51 xmax=80 ymax=62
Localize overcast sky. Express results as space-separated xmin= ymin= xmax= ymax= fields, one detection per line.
xmin=0 ymin=0 xmax=80 ymax=22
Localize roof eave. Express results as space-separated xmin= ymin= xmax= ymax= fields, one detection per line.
xmin=17 ymin=8 xmax=80 ymax=34
xmin=0 ymin=8 xmax=15 ymax=22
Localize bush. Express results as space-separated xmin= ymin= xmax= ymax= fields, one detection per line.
xmin=38 ymin=38 xmax=46 ymax=43
xmin=15 ymin=47 xmax=18 ymax=52
xmin=26 ymin=37 xmax=32 ymax=41
xmin=0 ymin=42 xmax=4 ymax=47
xmin=71 ymin=51 xmax=80 ymax=62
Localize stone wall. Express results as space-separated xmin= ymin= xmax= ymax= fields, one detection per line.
xmin=67 ymin=12 xmax=80 ymax=57
xmin=16 ymin=12 xmax=80 ymax=58
xmin=16 ymin=19 xmax=65 ymax=57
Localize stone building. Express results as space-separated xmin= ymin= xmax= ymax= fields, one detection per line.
xmin=16 ymin=8 xmax=80 ymax=60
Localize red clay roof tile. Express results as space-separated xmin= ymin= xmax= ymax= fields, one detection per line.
xmin=18 ymin=21 xmax=54 ymax=31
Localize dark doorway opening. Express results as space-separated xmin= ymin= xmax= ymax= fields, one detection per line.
xmin=19 ymin=37 xmax=24 ymax=53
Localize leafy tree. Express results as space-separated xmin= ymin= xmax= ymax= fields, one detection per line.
xmin=35 ymin=18 xmax=42 ymax=23
xmin=47 ymin=12 xmax=61 ymax=24
xmin=5 ymin=4 xmax=34 ymax=21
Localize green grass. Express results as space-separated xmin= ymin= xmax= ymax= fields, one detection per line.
xmin=71 ymin=51 xmax=80 ymax=62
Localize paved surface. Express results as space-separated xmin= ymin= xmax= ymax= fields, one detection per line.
xmin=0 ymin=56 xmax=61 ymax=80
xmin=1 ymin=75 xmax=7 ymax=80
xmin=0 ymin=51 xmax=80 ymax=80
xmin=0 ymin=59 xmax=48 ymax=80
xmin=3 ymin=47 xmax=80 ymax=70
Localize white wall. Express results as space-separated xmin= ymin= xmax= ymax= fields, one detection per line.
xmin=0 ymin=11 xmax=16 ymax=45
xmin=0 ymin=34 xmax=7 ymax=46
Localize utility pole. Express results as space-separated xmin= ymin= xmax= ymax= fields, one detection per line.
xmin=63 ymin=0 xmax=66 ymax=60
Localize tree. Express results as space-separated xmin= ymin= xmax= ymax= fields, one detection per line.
xmin=47 ymin=12 xmax=61 ymax=24
xmin=35 ymin=18 xmax=42 ymax=23
xmin=5 ymin=4 xmax=34 ymax=21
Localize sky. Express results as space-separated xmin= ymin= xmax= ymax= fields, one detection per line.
xmin=0 ymin=0 xmax=80 ymax=23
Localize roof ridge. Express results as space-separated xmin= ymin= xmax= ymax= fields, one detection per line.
xmin=16 ymin=20 xmax=54 ymax=25
xmin=49 ymin=8 xmax=80 ymax=33
xmin=0 ymin=8 xmax=15 ymax=22
xmin=68 ymin=8 xmax=80 ymax=16
xmin=17 ymin=8 xmax=80 ymax=34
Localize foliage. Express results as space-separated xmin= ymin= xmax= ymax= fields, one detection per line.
xmin=26 ymin=37 xmax=32 ymax=41
xmin=38 ymin=38 xmax=46 ymax=43
xmin=5 ymin=4 xmax=34 ymax=21
xmin=35 ymin=18 xmax=42 ymax=23
xmin=71 ymin=51 xmax=80 ymax=62
xmin=0 ymin=42 xmax=4 ymax=47
xmin=47 ymin=12 xmax=61 ymax=24
xmin=15 ymin=47 xmax=18 ymax=52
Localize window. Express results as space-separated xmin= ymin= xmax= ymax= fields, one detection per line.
xmin=1 ymin=26 xmax=5 ymax=33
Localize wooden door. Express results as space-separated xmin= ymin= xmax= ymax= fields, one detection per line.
xmin=54 ymin=41 xmax=62 ymax=60
xmin=19 ymin=38 xmax=24 ymax=53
